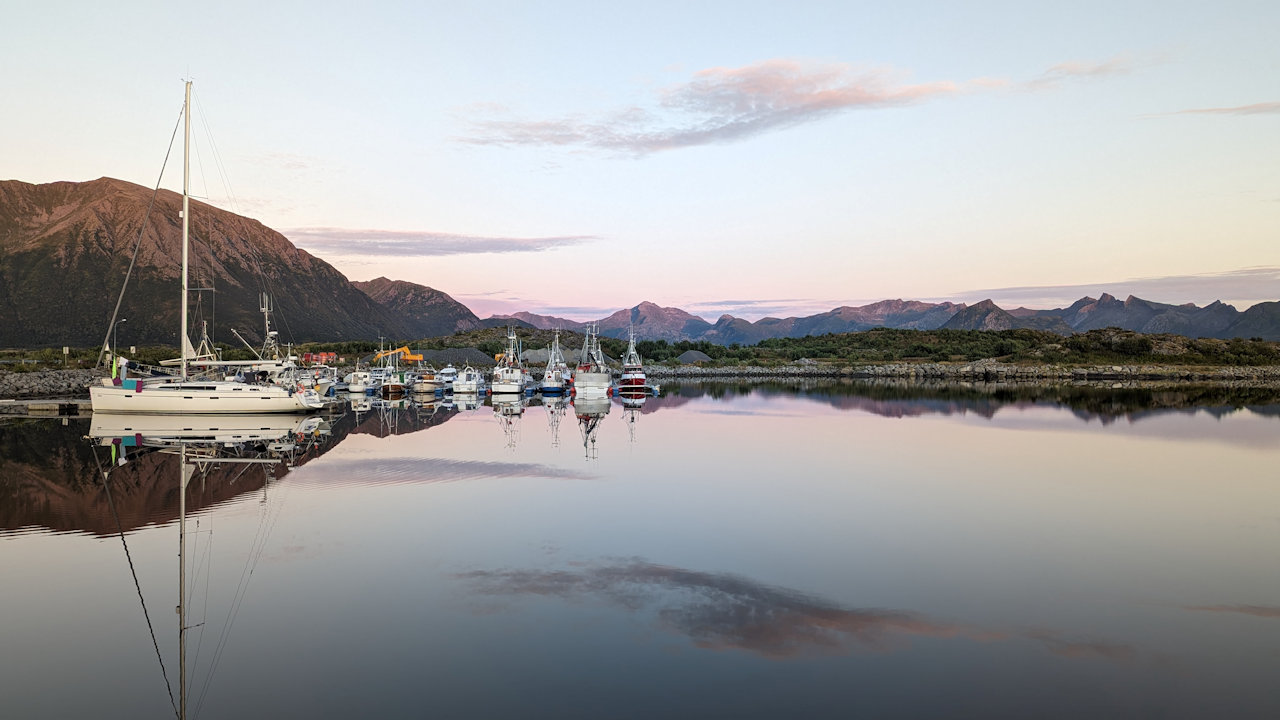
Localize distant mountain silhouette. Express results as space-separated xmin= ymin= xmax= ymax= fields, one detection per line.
xmin=488 ymin=295 xmax=1280 ymax=344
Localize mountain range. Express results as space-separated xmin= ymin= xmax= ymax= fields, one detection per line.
xmin=2 ymin=177 xmax=1277 ymax=348
xmin=495 ymin=294 xmax=1280 ymax=343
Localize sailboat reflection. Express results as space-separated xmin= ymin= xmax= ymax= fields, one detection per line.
xmin=573 ymin=396 xmax=611 ymax=459
xmin=89 ymin=414 xmax=330 ymax=719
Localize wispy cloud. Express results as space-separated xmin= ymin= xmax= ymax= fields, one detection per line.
xmin=1165 ymin=101 xmax=1280 ymax=116
xmin=1026 ymin=56 xmax=1133 ymax=90
xmin=1186 ymin=604 xmax=1280 ymax=619
xmin=284 ymin=227 xmax=597 ymax=257
xmin=460 ymin=55 xmax=1133 ymax=156
xmin=684 ymin=298 xmax=840 ymax=318
xmin=460 ymin=59 xmax=962 ymax=156
xmin=947 ymin=266 xmax=1280 ymax=309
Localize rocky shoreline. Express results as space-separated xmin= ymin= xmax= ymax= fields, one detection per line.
xmin=0 ymin=369 xmax=103 ymax=400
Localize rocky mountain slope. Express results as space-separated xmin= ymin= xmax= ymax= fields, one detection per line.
xmin=351 ymin=277 xmax=483 ymax=336
xmin=0 ymin=178 xmax=467 ymax=347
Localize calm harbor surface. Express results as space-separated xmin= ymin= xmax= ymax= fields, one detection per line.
xmin=2 ymin=381 xmax=1278 ymax=718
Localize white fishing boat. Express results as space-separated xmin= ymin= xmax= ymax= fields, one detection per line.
xmin=573 ymin=323 xmax=612 ymax=399
xmin=453 ymin=364 xmax=485 ymax=393
xmin=89 ymin=82 xmax=322 ymax=415
xmin=491 ymin=327 xmax=528 ymax=393
xmin=540 ymin=330 xmax=570 ymax=394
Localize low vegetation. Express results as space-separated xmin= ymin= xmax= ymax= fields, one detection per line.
xmin=7 ymin=327 xmax=1280 ymax=371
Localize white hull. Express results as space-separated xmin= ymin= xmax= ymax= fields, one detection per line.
xmin=90 ymin=380 xmax=322 ymax=414
xmin=574 ymin=371 xmax=611 ymax=398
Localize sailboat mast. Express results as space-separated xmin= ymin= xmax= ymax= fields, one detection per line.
xmin=180 ymin=80 xmax=192 ymax=381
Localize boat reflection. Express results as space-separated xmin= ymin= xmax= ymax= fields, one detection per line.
xmin=90 ymin=416 xmax=320 ymax=719
xmin=573 ymin=396 xmax=611 ymax=459
xmin=491 ymin=393 xmax=526 ymax=449
xmin=618 ymin=390 xmax=645 ymax=444
xmin=543 ymin=394 xmax=570 ymax=448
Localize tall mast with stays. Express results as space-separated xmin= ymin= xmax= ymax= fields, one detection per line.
xmin=180 ymin=79 xmax=191 ymax=381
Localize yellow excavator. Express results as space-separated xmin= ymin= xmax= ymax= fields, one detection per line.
xmin=372 ymin=345 xmax=423 ymax=363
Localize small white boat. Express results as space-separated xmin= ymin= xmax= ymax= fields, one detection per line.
xmin=453 ymin=364 xmax=485 ymax=393
xmin=438 ymin=364 xmax=458 ymax=387
xmin=344 ymin=370 xmax=371 ymax=393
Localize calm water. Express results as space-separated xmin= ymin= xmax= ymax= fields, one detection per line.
xmin=2 ymin=382 xmax=1279 ymax=719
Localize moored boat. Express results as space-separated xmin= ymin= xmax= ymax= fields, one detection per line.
xmin=619 ymin=327 xmax=645 ymax=391
xmin=572 ymin=324 xmax=611 ymax=399
xmin=491 ymin=327 xmax=528 ymax=393
xmin=89 ymin=81 xmax=321 ymax=415
xmin=453 ymin=364 xmax=485 ymax=393
xmin=540 ymin=330 xmax=570 ymax=394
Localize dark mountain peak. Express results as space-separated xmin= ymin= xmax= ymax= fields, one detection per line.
xmin=1097 ymin=292 xmax=1118 ymax=304
xmin=970 ymin=298 xmax=1000 ymax=310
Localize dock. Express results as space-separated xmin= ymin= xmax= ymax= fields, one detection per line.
xmin=0 ymin=398 xmax=94 ymax=417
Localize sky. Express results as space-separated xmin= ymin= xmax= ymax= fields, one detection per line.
xmin=2 ymin=1 xmax=1277 ymax=320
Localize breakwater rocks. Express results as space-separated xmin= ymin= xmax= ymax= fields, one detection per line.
xmin=647 ymin=361 xmax=1280 ymax=385
xmin=0 ymin=369 xmax=102 ymax=400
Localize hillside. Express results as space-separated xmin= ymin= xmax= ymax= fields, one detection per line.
xmin=0 ymin=178 xmax=463 ymax=347
xmin=351 ymin=277 xmax=483 ymax=336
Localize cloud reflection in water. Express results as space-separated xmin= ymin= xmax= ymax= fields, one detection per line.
xmin=456 ymin=559 xmax=1135 ymax=662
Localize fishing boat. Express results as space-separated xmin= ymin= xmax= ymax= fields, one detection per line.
xmin=89 ymin=81 xmax=322 ymax=414
xmin=437 ymin=364 xmax=458 ymax=387
xmin=412 ymin=365 xmax=441 ymax=393
xmin=453 ymin=364 xmax=485 ymax=393
xmin=619 ymin=326 xmax=645 ymax=391
xmin=572 ymin=323 xmax=612 ymax=399
xmin=343 ymin=369 xmax=372 ymax=394
xmin=491 ymin=327 xmax=528 ymax=393
xmin=540 ymin=330 xmax=570 ymax=394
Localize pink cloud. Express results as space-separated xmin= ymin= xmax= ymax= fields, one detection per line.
xmin=461 ymin=59 xmax=960 ymax=155
xmin=1027 ymin=55 xmax=1133 ymax=89
xmin=1171 ymin=101 xmax=1280 ymax=116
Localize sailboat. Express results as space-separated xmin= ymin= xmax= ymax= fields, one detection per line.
xmin=89 ymin=81 xmax=322 ymax=414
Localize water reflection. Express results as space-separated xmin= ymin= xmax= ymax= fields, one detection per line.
xmin=665 ymin=379 xmax=1280 ymax=424
xmin=574 ymin=396 xmax=611 ymax=459
xmin=456 ymin=559 xmax=1139 ymax=663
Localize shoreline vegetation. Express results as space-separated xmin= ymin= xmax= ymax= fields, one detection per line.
xmin=5 ymin=326 xmax=1280 ymax=400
